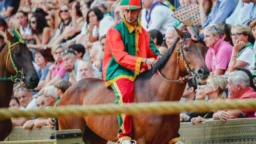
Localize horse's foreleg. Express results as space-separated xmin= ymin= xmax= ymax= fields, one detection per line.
xmin=0 ymin=120 xmax=12 ymax=141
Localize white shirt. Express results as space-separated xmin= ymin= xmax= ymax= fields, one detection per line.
xmin=141 ymin=5 xmax=176 ymax=35
xmin=19 ymin=24 xmax=32 ymax=35
xmin=237 ymin=48 xmax=254 ymax=69
xmin=99 ymin=13 xmax=114 ymax=38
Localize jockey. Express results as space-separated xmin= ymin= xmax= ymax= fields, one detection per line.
xmin=102 ymin=0 xmax=160 ymax=143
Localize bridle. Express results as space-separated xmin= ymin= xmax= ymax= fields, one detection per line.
xmin=157 ymin=37 xmax=198 ymax=83
xmin=0 ymin=32 xmax=25 ymax=82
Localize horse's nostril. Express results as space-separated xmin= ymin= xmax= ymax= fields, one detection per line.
xmin=197 ymin=68 xmax=204 ymax=75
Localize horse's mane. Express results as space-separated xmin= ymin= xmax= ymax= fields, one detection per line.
xmin=138 ymin=38 xmax=180 ymax=79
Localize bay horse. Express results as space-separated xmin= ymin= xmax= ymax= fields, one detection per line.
xmin=59 ymin=28 xmax=209 ymax=144
xmin=0 ymin=30 xmax=39 ymax=141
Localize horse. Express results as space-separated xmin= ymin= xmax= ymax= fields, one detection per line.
xmin=0 ymin=30 xmax=39 ymax=141
xmin=59 ymin=28 xmax=210 ymax=144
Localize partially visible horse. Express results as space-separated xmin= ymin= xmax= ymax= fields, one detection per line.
xmin=0 ymin=30 xmax=39 ymax=140
xmin=59 ymin=28 xmax=209 ymax=144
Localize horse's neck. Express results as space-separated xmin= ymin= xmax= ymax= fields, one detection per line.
xmin=0 ymin=45 xmax=13 ymax=108
xmin=149 ymin=51 xmax=186 ymax=102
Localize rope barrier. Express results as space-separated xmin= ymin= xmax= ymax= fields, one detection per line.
xmin=0 ymin=140 xmax=55 ymax=144
xmin=1 ymin=99 xmax=256 ymax=120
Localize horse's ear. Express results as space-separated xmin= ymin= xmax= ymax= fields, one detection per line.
xmin=5 ymin=29 xmax=14 ymax=42
xmin=175 ymin=27 xmax=185 ymax=39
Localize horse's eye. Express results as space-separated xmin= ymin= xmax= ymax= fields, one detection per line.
xmin=14 ymin=52 xmax=21 ymax=57
xmin=184 ymin=47 xmax=189 ymax=52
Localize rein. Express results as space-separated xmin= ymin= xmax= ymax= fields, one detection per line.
xmin=157 ymin=38 xmax=193 ymax=83
xmin=0 ymin=41 xmax=24 ymax=82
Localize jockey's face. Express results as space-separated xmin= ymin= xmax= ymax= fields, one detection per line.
xmin=123 ymin=9 xmax=141 ymax=26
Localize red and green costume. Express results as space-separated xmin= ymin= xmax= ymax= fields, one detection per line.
xmin=102 ymin=18 xmax=160 ymax=140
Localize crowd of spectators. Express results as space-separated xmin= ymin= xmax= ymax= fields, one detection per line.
xmin=1 ymin=0 xmax=256 ymax=128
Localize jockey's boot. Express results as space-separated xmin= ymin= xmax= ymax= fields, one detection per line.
xmin=121 ymin=140 xmax=137 ymax=144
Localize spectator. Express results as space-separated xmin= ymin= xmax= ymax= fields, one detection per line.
xmin=62 ymin=49 xmax=81 ymax=84
xmin=181 ymin=78 xmax=197 ymax=102
xmin=226 ymin=0 xmax=256 ymax=25
xmin=43 ymin=85 xmax=58 ymax=107
xmin=199 ymin=0 xmax=238 ymax=28
xmin=9 ymin=97 xmax=27 ymax=126
xmin=16 ymin=10 xmax=33 ymax=44
xmin=165 ymin=27 xmax=178 ymax=49
xmin=227 ymin=25 xmax=254 ymax=73
xmin=69 ymin=44 xmax=86 ymax=60
xmin=87 ymin=7 xmax=104 ymax=43
xmin=77 ymin=61 xmax=94 ymax=80
xmin=15 ymin=87 xmax=32 ymax=108
xmin=191 ymin=75 xmax=227 ymax=124
xmin=218 ymin=22 xmax=233 ymax=45
xmin=26 ymin=12 xmax=54 ymax=49
xmin=34 ymin=48 xmax=54 ymax=90
xmin=0 ymin=0 xmax=21 ymax=19
xmin=204 ymin=24 xmax=233 ymax=75
xmin=249 ymin=19 xmax=256 ymax=76
xmin=97 ymin=4 xmax=114 ymax=38
xmin=213 ymin=70 xmax=256 ymax=120
xmin=89 ymin=42 xmax=103 ymax=78
xmin=148 ymin=29 xmax=167 ymax=55
xmin=141 ymin=0 xmax=176 ymax=35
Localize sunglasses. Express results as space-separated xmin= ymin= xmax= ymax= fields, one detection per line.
xmin=60 ymin=9 xmax=69 ymax=13
xmin=54 ymin=50 xmax=63 ymax=55
xmin=62 ymin=49 xmax=77 ymax=56
xmin=30 ymin=21 xmax=36 ymax=24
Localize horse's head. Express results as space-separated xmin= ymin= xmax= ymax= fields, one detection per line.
xmin=5 ymin=30 xmax=39 ymax=88
xmin=175 ymin=27 xmax=210 ymax=84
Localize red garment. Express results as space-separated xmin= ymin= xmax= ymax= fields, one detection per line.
xmin=111 ymin=78 xmax=134 ymax=138
xmin=239 ymin=88 xmax=256 ymax=118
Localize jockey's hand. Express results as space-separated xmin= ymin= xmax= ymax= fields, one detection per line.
xmin=145 ymin=58 xmax=156 ymax=65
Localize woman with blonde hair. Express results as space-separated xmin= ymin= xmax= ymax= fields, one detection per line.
xmin=226 ymin=24 xmax=254 ymax=73
xmin=191 ymin=75 xmax=227 ymax=124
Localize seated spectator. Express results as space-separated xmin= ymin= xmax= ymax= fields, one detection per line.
xmin=226 ymin=25 xmax=254 ymax=73
xmin=62 ymin=49 xmax=81 ymax=84
xmin=204 ymin=24 xmax=233 ymax=75
xmin=54 ymin=79 xmax=72 ymax=105
xmin=191 ymin=75 xmax=227 ymax=124
xmin=51 ymin=2 xmax=84 ymax=46
xmin=148 ymin=29 xmax=167 ymax=55
xmin=249 ymin=19 xmax=256 ymax=76
xmin=89 ymin=42 xmax=103 ymax=78
xmin=27 ymin=12 xmax=54 ymax=49
xmin=141 ymin=0 xmax=176 ymax=35
xmin=9 ymin=97 xmax=27 ymax=126
xmin=48 ymin=4 xmax=72 ymax=47
xmin=199 ymin=0 xmax=238 ymax=28
xmin=34 ymin=48 xmax=54 ymax=90
xmin=87 ymin=7 xmax=104 ymax=43
xmin=15 ymin=87 xmax=32 ymax=109
xmin=69 ymin=44 xmax=86 ymax=60
xmin=218 ymin=22 xmax=233 ymax=45
xmin=97 ymin=4 xmax=114 ymax=39
xmin=16 ymin=10 xmax=33 ymax=44
xmin=181 ymin=78 xmax=197 ymax=102
xmin=45 ymin=45 xmax=67 ymax=86
xmin=165 ymin=27 xmax=178 ymax=49
xmin=77 ymin=61 xmax=94 ymax=81
xmin=0 ymin=0 xmax=20 ymax=19
xmin=213 ymin=70 xmax=256 ymax=120
xmin=226 ymin=0 xmax=256 ymax=25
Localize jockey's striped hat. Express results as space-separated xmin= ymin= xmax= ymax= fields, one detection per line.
xmin=120 ymin=0 xmax=142 ymax=10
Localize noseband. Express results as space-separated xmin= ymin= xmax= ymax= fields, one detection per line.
xmin=0 ymin=39 xmax=25 ymax=82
